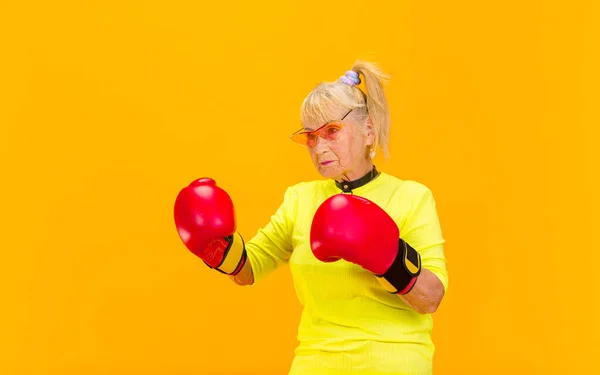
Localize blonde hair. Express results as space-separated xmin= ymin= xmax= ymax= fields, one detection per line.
xmin=300 ymin=60 xmax=392 ymax=158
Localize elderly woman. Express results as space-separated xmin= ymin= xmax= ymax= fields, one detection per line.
xmin=174 ymin=60 xmax=449 ymax=375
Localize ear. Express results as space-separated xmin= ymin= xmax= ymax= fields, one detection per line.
xmin=365 ymin=116 xmax=376 ymax=146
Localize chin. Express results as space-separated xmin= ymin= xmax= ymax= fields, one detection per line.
xmin=316 ymin=164 xmax=342 ymax=179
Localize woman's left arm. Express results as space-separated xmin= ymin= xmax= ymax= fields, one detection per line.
xmin=389 ymin=184 xmax=449 ymax=314
xmin=398 ymin=268 xmax=445 ymax=314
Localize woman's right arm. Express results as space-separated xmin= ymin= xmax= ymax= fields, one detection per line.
xmin=230 ymin=260 xmax=254 ymax=286
xmin=228 ymin=186 xmax=298 ymax=286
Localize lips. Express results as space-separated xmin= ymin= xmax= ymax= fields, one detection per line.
xmin=320 ymin=161 xmax=335 ymax=166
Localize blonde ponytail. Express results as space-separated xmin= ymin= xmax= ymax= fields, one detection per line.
xmin=351 ymin=60 xmax=391 ymax=158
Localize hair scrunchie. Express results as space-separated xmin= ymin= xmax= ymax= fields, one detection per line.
xmin=340 ymin=70 xmax=361 ymax=86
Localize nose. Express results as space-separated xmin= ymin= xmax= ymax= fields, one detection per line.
xmin=312 ymin=136 xmax=329 ymax=152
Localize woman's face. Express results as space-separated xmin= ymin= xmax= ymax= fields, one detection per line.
xmin=304 ymin=111 xmax=374 ymax=181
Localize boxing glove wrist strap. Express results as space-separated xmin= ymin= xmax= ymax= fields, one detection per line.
xmin=203 ymin=232 xmax=247 ymax=276
xmin=376 ymin=238 xmax=421 ymax=295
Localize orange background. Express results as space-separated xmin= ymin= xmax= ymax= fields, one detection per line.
xmin=1 ymin=1 xmax=598 ymax=374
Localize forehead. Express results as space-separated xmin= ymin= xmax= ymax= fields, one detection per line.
xmin=303 ymin=108 xmax=353 ymax=131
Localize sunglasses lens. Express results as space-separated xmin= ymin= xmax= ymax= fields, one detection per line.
xmin=290 ymin=133 xmax=307 ymax=145
xmin=323 ymin=124 xmax=342 ymax=140
xmin=290 ymin=132 xmax=318 ymax=147
xmin=290 ymin=123 xmax=343 ymax=147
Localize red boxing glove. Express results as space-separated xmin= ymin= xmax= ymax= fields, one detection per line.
xmin=174 ymin=177 xmax=247 ymax=275
xmin=310 ymin=194 xmax=421 ymax=295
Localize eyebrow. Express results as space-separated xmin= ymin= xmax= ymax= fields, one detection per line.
xmin=302 ymin=123 xmax=327 ymax=132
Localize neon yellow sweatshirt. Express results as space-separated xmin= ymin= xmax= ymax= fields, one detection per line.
xmin=245 ymin=172 xmax=448 ymax=375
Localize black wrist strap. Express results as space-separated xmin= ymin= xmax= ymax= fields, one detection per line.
xmin=203 ymin=234 xmax=248 ymax=276
xmin=377 ymin=238 xmax=421 ymax=294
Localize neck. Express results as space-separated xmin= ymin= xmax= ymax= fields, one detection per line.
xmin=334 ymin=163 xmax=379 ymax=193
xmin=335 ymin=160 xmax=374 ymax=183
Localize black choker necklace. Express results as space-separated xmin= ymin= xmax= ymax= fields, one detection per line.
xmin=335 ymin=166 xmax=380 ymax=193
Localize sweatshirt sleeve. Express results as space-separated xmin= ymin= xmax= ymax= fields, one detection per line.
xmin=244 ymin=186 xmax=298 ymax=284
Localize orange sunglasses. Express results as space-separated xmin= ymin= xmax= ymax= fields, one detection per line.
xmin=290 ymin=109 xmax=353 ymax=148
